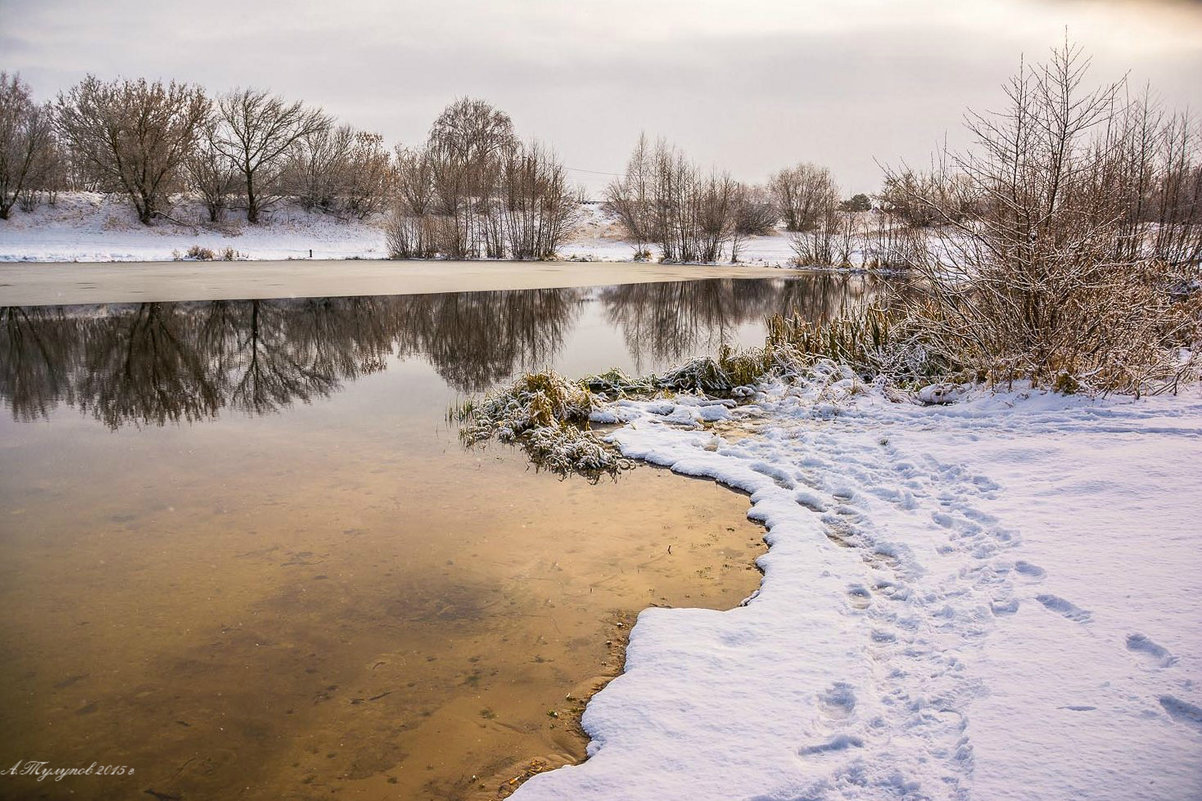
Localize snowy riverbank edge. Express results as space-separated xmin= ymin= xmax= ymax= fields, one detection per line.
xmin=0 ymin=193 xmax=801 ymax=266
xmin=513 ymin=370 xmax=1202 ymax=801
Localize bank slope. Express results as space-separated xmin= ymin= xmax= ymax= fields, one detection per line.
xmin=514 ymin=376 xmax=1202 ymax=801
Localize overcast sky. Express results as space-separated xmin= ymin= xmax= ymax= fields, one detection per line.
xmin=3 ymin=0 xmax=1201 ymax=195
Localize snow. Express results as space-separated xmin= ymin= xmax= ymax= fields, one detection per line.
xmin=562 ymin=203 xmax=800 ymax=267
xmin=0 ymin=192 xmax=389 ymax=262
xmin=515 ymin=372 xmax=1202 ymax=801
xmin=0 ymin=193 xmax=805 ymax=266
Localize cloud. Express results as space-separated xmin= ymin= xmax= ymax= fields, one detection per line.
xmin=3 ymin=0 xmax=1200 ymax=193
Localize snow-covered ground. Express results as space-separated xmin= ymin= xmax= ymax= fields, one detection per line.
xmin=564 ymin=203 xmax=799 ymax=267
xmin=0 ymin=194 xmax=801 ymax=266
xmin=0 ymin=192 xmax=390 ymax=262
xmin=516 ymin=371 xmax=1202 ymax=801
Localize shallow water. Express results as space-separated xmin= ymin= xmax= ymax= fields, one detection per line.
xmin=0 ymin=275 xmax=889 ymax=801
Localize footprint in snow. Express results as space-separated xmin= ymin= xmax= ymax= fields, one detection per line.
xmin=1126 ymin=634 xmax=1178 ymax=668
xmin=798 ymin=734 xmax=864 ymax=756
xmin=1013 ymin=561 xmax=1046 ymax=581
xmin=1158 ymin=696 xmax=1202 ymax=732
xmin=1036 ymin=594 xmax=1092 ymax=623
xmin=817 ymin=682 xmax=857 ymax=720
xmin=990 ymin=598 xmax=1020 ymax=616
xmin=846 ymin=585 xmax=872 ymax=610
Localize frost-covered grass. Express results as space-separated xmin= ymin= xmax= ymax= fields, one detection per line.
xmin=455 ymin=371 xmax=628 ymax=478
xmin=458 ymin=308 xmax=950 ymax=477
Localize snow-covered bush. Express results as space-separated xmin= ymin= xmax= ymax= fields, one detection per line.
xmin=457 ymin=371 xmax=626 ymax=477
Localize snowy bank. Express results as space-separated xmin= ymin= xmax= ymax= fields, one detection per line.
xmin=514 ymin=374 xmax=1202 ymax=801
xmin=0 ymin=194 xmax=804 ymax=266
xmin=0 ymin=192 xmax=389 ymax=262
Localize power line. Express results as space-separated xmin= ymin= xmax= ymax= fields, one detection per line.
xmin=565 ymin=165 xmax=623 ymax=177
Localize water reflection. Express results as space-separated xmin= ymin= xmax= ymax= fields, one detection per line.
xmin=1 ymin=275 xmax=893 ymax=428
xmin=397 ymin=290 xmax=581 ymax=392
xmin=601 ymin=273 xmax=878 ymax=372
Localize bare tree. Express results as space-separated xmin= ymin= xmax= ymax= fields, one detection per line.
xmin=605 ymin=132 xmax=656 ymax=257
xmin=284 ymin=123 xmax=354 ymax=212
xmin=17 ymin=124 xmax=65 ymax=212
xmin=426 ymin=97 xmax=517 ymax=257
xmin=607 ymin=137 xmax=747 ymax=263
xmin=780 ymin=166 xmax=841 ymax=266
xmin=695 ymin=172 xmax=736 ymax=263
xmin=769 ymin=162 xmax=838 ymax=232
xmin=832 ymin=210 xmax=865 ymax=268
xmin=1149 ymin=111 xmax=1202 ymax=267
xmin=0 ymin=73 xmax=55 ymax=219
xmin=214 ymin=89 xmax=330 ymax=223
xmin=878 ymin=169 xmax=946 ymax=227
xmin=387 ymin=145 xmax=438 ymax=258
xmin=55 ymin=76 xmax=209 ymax=224
xmin=186 ymin=120 xmax=237 ymax=223
xmin=729 ymin=183 xmax=777 ymax=262
xmin=502 ymin=141 xmax=577 ymax=259
xmin=340 ymin=130 xmax=393 ymax=219
xmin=790 ymin=206 xmax=839 ymax=266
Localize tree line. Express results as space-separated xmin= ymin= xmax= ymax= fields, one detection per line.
xmin=605 ymin=106 xmax=1199 ymax=269
xmin=2 ymin=56 xmax=1199 ymax=271
xmin=0 ymin=74 xmax=575 ymax=259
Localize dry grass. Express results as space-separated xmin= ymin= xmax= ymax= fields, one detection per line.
xmin=455 ymin=371 xmax=626 ymax=478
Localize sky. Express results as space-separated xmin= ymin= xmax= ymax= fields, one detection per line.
xmin=2 ymin=0 xmax=1201 ymax=196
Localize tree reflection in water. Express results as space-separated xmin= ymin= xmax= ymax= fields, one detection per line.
xmin=397 ymin=289 xmax=582 ymax=393
xmin=602 ymin=274 xmax=897 ymax=373
xmin=0 ymin=276 xmax=894 ymax=429
xmin=601 ymin=279 xmax=778 ymax=373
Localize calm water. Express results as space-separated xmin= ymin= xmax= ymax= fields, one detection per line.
xmin=0 ymin=274 xmax=887 ymax=801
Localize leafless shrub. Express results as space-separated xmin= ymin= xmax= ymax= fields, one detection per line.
xmin=606 ymin=136 xmax=742 ymax=263
xmin=878 ymin=170 xmax=942 ymax=227
xmin=729 ymin=182 xmax=778 ymax=262
xmin=55 ymin=75 xmax=209 ymax=224
xmin=887 ymin=40 xmax=1200 ymax=393
xmin=1148 ymin=111 xmax=1202 ymax=267
xmin=502 ymin=141 xmax=577 ymax=259
xmin=790 ymin=207 xmax=839 ymax=266
xmin=387 ymin=145 xmax=438 ymax=259
xmin=833 ymin=211 xmax=866 ymax=268
xmin=340 ymin=131 xmax=393 ymax=219
xmin=213 ymin=88 xmax=330 ymax=223
xmin=862 ymin=213 xmax=928 ymax=271
xmin=16 ymin=114 xmax=64 ymax=213
xmin=284 ymin=124 xmax=353 ymax=213
xmin=281 ymin=125 xmax=391 ymax=219
xmin=179 ymin=244 xmax=216 ymax=260
xmin=733 ymin=184 xmax=778 ymax=236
